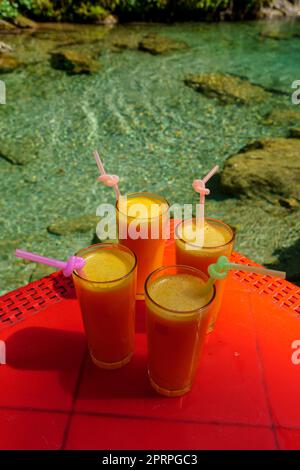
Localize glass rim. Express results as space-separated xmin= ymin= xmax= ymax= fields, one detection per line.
xmin=73 ymin=243 xmax=137 ymax=284
xmin=145 ymin=264 xmax=216 ymax=315
xmin=116 ymin=191 xmax=170 ymax=221
xmin=175 ymin=217 xmax=235 ymax=250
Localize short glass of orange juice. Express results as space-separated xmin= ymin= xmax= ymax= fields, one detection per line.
xmin=175 ymin=218 xmax=235 ymax=332
xmin=116 ymin=192 xmax=169 ymax=299
xmin=73 ymin=243 xmax=137 ymax=369
xmin=145 ymin=265 xmax=216 ymax=397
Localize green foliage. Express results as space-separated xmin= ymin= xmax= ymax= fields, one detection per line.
xmin=0 ymin=0 xmax=273 ymax=21
xmin=0 ymin=0 xmax=34 ymax=19
xmin=73 ymin=2 xmax=108 ymax=21
xmin=110 ymin=0 xmax=267 ymax=20
xmin=195 ymin=1 xmax=230 ymax=11
xmin=0 ymin=0 xmax=19 ymax=18
xmin=29 ymin=0 xmax=59 ymax=19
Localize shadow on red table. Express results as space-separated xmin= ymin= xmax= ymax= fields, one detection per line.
xmin=5 ymin=306 xmax=155 ymax=402
xmin=6 ymin=327 xmax=84 ymax=372
xmin=75 ymin=301 xmax=155 ymax=402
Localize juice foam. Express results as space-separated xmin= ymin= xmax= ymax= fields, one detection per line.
xmin=148 ymin=273 xmax=213 ymax=313
xmin=78 ymin=247 xmax=135 ymax=282
xmin=178 ymin=219 xmax=231 ymax=249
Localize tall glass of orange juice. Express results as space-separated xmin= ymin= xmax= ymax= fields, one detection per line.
xmin=145 ymin=265 xmax=216 ymax=397
xmin=73 ymin=243 xmax=137 ymax=369
xmin=175 ymin=218 xmax=235 ymax=332
xmin=116 ymin=192 xmax=169 ymax=299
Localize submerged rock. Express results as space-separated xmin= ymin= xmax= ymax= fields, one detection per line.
xmin=264 ymin=108 xmax=300 ymax=126
xmin=138 ymin=33 xmax=188 ymax=55
xmin=47 ymin=215 xmax=99 ymax=236
xmin=111 ymin=32 xmax=187 ymax=55
xmin=278 ymin=197 xmax=299 ymax=210
xmin=0 ymin=139 xmax=38 ymax=165
xmin=220 ymin=138 xmax=300 ymax=208
xmin=0 ymin=53 xmax=21 ymax=73
xmin=50 ymin=49 xmax=100 ymax=74
xmin=30 ymin=29 xmax=107 ymax=57
xmin=259 ymin=30 xmax=291 ymax=40
xmin=290 ymin=128 xmax=300 ymax=138
xmin=111 ymin=36 xmax=140 ymax=51
xmin=184 ymin=73 xmax=269 ymax=104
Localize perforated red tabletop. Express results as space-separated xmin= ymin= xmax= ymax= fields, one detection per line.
xmin=0 ymin=234 xmax=300 ymax=450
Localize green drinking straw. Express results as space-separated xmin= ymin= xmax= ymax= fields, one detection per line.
xmin=203 ymin=256 xmax=286 ymax=295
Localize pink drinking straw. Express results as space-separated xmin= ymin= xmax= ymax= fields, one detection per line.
xmin=192 ymin=165 xmax=219 ymax=244
xmin=93 ymin=150 xmax=120 ymax=199
xmin=15 ymin=249 xmax=86 ymax=277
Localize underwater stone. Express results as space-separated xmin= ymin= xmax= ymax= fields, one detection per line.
xmin=50 ymin=49 xmax=100 ymax=74
xmin=220 ymin=138 xmax=300 ymax=208
xmin=259 ymin=30 xmax=291 ymax=40
xmin=111 ymin=36 xmax=140 ymax=51
xmin=0 ymin=53 xmax=21 ymax=73
xmin=32 ymin=23 xmax=110 ymax=43
xmin=184 ymin=73 xmax=269 ymax=104
xmin=278 ymin=197 xmax=299 ymax=210
xmin=138 ymin=33 xmax=188 ymax=55
xmin=290 ymin=128 xmax=300 ymax=138
xmin=111 ymin=32 xmax=187 ymax=54
xmin=0 ymin=140 xmax=36 ymax=165
xmin=264 ymin=108 xmax=300 ymax=126
xmin=47 ymin=215 xmax=99 ymax=236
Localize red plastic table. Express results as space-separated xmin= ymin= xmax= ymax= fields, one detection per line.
xmin=0 ymin=234 xmax=300 ymax=450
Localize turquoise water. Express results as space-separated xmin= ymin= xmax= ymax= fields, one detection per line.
xmin=1 ymin=20 xmax=300 ymax=293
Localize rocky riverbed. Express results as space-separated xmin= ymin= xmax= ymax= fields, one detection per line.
xmin=0 ymin=20 xmax=300 ymax=293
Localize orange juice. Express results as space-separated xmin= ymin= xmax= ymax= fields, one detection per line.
xmin=73 ymin=243 xmax=137 ymax=369
xmin=175 ymin=218 xmax=235 ymax=332
xmin=145 ymin=266 xmax=215 ymax=397
xmin=116 ymin=192 xmax=169 ymax=298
